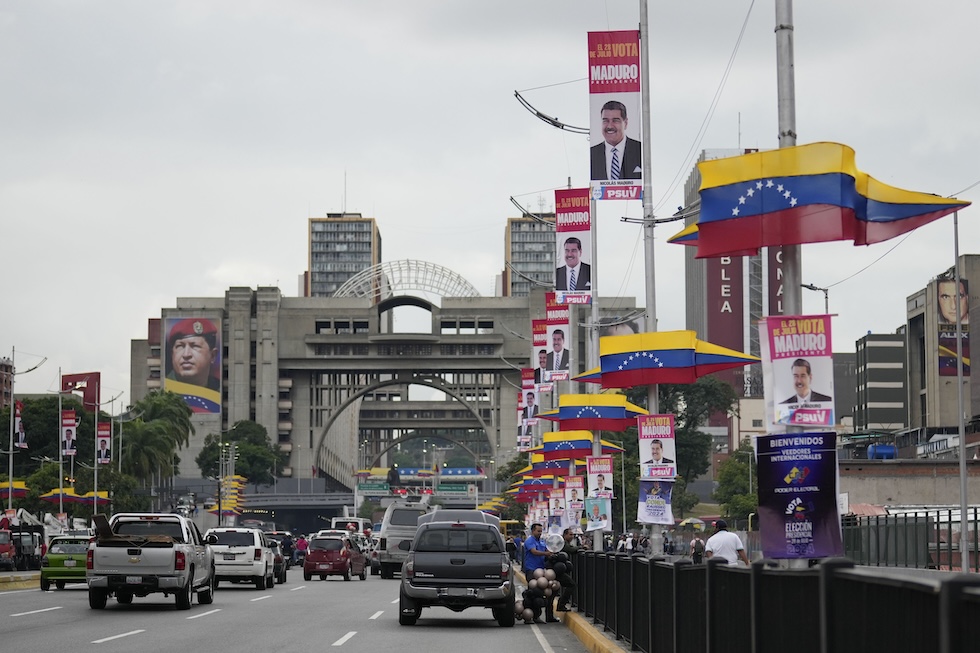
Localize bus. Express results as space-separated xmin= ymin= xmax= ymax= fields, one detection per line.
xmin=499 ymin=519 xmax=522 ymax=539
xmin=330 ymin=516 xmax=372 ymax=534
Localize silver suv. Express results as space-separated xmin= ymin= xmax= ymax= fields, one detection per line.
xmin=206 ymin=527 xmax=276 ymax=590
xmin=378 ymin=502 xmax=436 ymax=579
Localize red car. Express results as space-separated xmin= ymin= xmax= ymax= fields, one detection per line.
xmin=303 ymin=536 xmax=367 ymax=581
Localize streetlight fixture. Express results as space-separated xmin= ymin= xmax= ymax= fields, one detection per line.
xmin=801 ymin=283 xmax=830 ymax=314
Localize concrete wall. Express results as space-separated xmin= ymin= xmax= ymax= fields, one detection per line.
xmin=840 ymin=459 xmax=980 ymax=505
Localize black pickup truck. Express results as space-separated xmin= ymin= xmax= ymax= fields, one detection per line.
xmin=399 ymin=519 xmax=515 ymax=627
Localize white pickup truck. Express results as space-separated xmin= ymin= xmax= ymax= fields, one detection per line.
xmin=87 ymin=513 xmax=218 ymax=610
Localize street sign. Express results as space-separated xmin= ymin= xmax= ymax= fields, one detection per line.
xmin=358 ymin=482 xmax=390 ymax=496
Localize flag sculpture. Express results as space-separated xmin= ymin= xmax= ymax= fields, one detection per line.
xmin=537 ymin=393 xmax=648 ymax=431
xmin=668 ymin=142 xmax=970 ymax=258
xmin=574 ymin=330 xmax=760 ymax=388
xmin=534 ymin=431 xmax=625 ymax=461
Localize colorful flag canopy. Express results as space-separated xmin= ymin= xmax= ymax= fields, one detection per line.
xmin=537 ymin=393 xmax=648 ymax=431
xmin=0 ymin=481 xmax=29 ymax=499
xmin=40 ymin=487 xmax=84 ymax=504
xmin=532 ymin=431 xmax=625 ymax=461
xmin=77 ymin=490 xmax=110 ymax=505
xmin=574 ymin=330 xmax=760 ymax=388
xmin=668 ymin=142 xmax=970 ymax=259
xmin=514 ymin=457 xmax=588 ymax=478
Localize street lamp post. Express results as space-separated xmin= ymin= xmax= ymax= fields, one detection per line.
xmin=5 ymin=347 xmax=46 ymax=512
xmin=801 ymin=283 xmax=830 ymax=314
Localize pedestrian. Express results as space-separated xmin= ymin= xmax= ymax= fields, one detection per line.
xmin=281 ymin=533 xmax=295 ymax=566
xmin=555 ymin=528 xmax=578 ymax=612
xmin=523 ymin=523 xmax=559 ymax=623
xmin=690 ymin=533 xmax=706 ymax=564
xmin=513 ymin=533 xmax=524 ymax=563
xmin=704 ymin=520 xmax=750 ymax=566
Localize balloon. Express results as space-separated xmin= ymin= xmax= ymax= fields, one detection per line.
xmin=515 ymin=600 xmax=524 ymax=613
xmin=544 ymin=587 xmax=553 ymax=597
xmin=553 ymin=562 xmax=567 ymax=574
xmin=544 ymin=568 xmax=557 ymax=581
xmin=533 ymin=568 xmax=546 ymax=579
xmin=523 ymin=608 xmax=535 ymax=622
xmin=528 ymin=578 xmax=538 ymax=590
xmin=544 ymin=533 xmax=564 ymax=552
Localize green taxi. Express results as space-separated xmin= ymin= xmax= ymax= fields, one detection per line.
xmin=40 ymin=536 xmax=90 ymax=591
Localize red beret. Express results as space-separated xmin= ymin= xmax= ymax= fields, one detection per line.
xmin=169 ymin=318 xmax=218 ymax=342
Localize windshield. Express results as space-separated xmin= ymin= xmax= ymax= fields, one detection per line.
xmin=390 ymin=509 xmax=428 ymax=526
xmin=415 ymin=528 xmax=501 ymax=553
xmin=49 ymin=542 xmax=88 ymax=554
xmin=210 ymin=531 xmax=256 ymax=546
xmin=309 ymin=538 xmax=344 ymax=552
xmin=114 ymin=521 xmax=185 ymax=541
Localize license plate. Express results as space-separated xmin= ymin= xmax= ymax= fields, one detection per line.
xmin=63 ymin=560 xmax=76 ymax=567
xmin=223 ymin=554 xmax=236 ymax=561
xmin=448 ymin=587 xmax=468 ymax=597
xmin=318 ymin=563 xmax=330 ymax=570
xmin=126 ymin=576 xmax=142 ymax=584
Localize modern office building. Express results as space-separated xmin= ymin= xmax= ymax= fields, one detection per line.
xmin=501 ymin=213 xmax=556 ymax=297
xmin=854 ymin=332 xmax=907 ymax=431
xmin=0 ymin=357 xmax=11 ymax=410
xmin=306 ymin=213 xmax=382 ymax=297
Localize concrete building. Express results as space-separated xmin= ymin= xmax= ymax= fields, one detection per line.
xmin=855 ymin=331 xmax=907 ymax=432
xmin=501 ymin=213 xmax=556 ymax=297
xmin=0 ymin=357 xmax=11 ymax=410
xmin=306 ymin=213 xmax=382 ymax=297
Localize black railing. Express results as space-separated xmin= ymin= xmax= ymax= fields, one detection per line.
xmin=843 ymin=509 xmax=980 ymax=571
xmin=572 ymin=552 xmax=980 ymax=653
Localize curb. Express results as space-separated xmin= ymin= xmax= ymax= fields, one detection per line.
xmin=0 ymin=573 xmax=40 ymax=592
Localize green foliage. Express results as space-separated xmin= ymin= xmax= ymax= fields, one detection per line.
xmin=358 ymin=498 xmax=376 ymax=520
xmin=195 ymin=420 xmax=286 ymax=486
xmin=713 ymin=441 xmax=757 ymax=523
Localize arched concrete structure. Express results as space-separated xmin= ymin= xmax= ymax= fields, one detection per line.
xmin=335 ymin=259 xmax=481 ymax=302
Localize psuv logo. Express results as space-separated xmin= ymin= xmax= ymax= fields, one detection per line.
xmin=602 ymin=186 xmax=642 ymax=200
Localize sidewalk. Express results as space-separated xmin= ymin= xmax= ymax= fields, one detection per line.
xmin=0 ymin=571 xmax=40 ymax=591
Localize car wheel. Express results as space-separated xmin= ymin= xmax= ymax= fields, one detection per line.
xmin=371 ymin=564 xmax=380 ymax=576
xmin=398 ymin=587 xmax=419 ymax=626
xmin=116 ymin=591 xmax=134 ymax=605
xmin=344 ymin=565 xmax=351 ymax=581
xmin=320 ymin=574 xmax=327 ymax=580
xmin=176 ymin=578 xmax=193 ymax=610
xmin=359 ymin=566 xmax=366 ymax=581
xmin=266 ymin=572 xmax=275 ymax=589
xmin=380 ymin=563 xmax=392 ymax=579
xmin=55 ymin=580 xmax=66 ymax=590
xmin=254 ymin=571 xmax=265 ymax=590
xmin=88 ymin=588 xmax=108 ymax=610
xmin=304 ymin=570 xmax=312 ymax=582
xmin=496 ymin=594 xmax=516 ymax=627
xmin=198 ymin=570 xmax=216 ymax=605
xmin=40 ymin=578 xmax=51 ymax=592
xmin=278 ymin=569 xmax=287 ymax=584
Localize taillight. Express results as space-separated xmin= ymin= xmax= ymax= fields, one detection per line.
xmin=41 ymin=557 xmax=49 ymax=568
xmin=175 ymin=551 xmax=186 ymax=571
xmin=86 ymin=550 xmax=94 ymax=570
xmin=340 ymin=549 xmax=348 ymax=559
xmin=379 ymin=538 xmax=386 ymax=551
xmin=254 ymin=548 xmax=262 ymax=561
xmin=404 ymin=554 xmax=414 ymax=579
xmin=501 ymin=555 xmax=511 ymax=578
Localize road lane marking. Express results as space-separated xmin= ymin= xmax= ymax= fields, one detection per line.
xmin=250 ymin=595 xmax=271 ymax=602
xmin=92 ymin=630 xmax=145 ymax=644
xmin=390 ymin=598 xmax=398 ymax=604
xmin=369 ymin=611 xmax=383 ymax=620
xmin=290 ymin=585 xmax=306 ymax=591
xmin=10 ymin=606 xmax=62 ymax=617
xmin=332 ymin=631 xmax=357 ymax=646
xmin=531 ymin=624 xmax=555 ymax=653
xmin=0 ymin=588 xmax=41 ymax=596
xmin=187 ymin=609 xmax=221 ymax=619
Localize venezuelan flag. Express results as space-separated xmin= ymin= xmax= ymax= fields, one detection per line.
xmin=537 ymin=394 xmax=648 ymax=431
xmin=669 ymin=142 xmax=970 ymax=258
xmin=575 ymin=330 xmax=759 ymax=388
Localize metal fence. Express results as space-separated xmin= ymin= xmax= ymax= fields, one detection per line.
xmin=572 ymin=552 xmax=980 ymax=653
xmin=843 ymin=508 xmax=980 ymax=572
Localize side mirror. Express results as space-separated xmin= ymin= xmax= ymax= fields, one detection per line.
xmin=397 ymin=540 xmax=412 ymax=551
xmin=206 ymin=534 xmax=218 ymax=545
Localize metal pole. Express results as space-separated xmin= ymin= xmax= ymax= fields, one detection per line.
xmin=6 ymin=347 xmax=14 ymax=512
xmin=93 ymin=382 xmax=99 ymax=515
xmin=775 ymin=0 xmax=802 ymax=316
xmin=58 ymin=368 xmax=64 ymax=516
xmin=639 ymin=0 xmax=658 ymax=418
xmin=953 ymin=211 xmax=969 ymax=572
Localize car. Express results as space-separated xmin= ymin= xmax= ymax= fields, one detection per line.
xmin=303 ymin=536 xmax=367 ymax=582
xmin=269 ymin=540 xmax=288 ymax=585
xmin=40 ymin=535 xmax=90 ymax=591
xmin=264 ymin=531 xmax=295 ymax=568
xmin=379 ymin=501 xmax=437 ymax=579
xmin=399 ymin=519 xmax=514 ymax=627
xmin=205 ymin=527 xmax=276 ymax=590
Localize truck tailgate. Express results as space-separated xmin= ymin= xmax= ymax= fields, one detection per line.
xmin=411 ymin=551 xmax=504 ymax=585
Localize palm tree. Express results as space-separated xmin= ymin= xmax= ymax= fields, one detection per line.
xmin=134 ymin=391 xmax=194 ymax=451
xmin=120 ymin=419 xmax=176 ymax=485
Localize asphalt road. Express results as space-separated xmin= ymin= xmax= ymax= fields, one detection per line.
xmin=0 ymin=569 xmax=590 ymax=652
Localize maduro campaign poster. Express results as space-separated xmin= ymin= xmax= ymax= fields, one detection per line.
xmin=565 ymin=475 xmax=585 ymax=510
xmin=96 ymin=422 xmax=112 ymax=464
xmin=531 ymin=319 xmax=553 ymax=389
xmin=588 ymin=30 xmax=642 ymax=201
xmin=637 ymin=414 xmax=677 ymax=479
xmin=587 ymin=455 xmax=614 ymax=498
xmin=585 ymin=497 xmax=611 ymax=532
xmin=545 ymin=293 xmax=571 ymax=381
xmin=759 ymin=315 xmax=835 ymax=427
xmin=554 ymin=188 xmax=592 ymax=304
xmin=637 ymin=479 xmax=674 ymax=525
xmin=757 ymin=432 xmax=843 ymax=559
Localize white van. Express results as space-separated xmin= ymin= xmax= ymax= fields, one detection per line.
xmin=378 ymin=501 xmax=437 ymax=579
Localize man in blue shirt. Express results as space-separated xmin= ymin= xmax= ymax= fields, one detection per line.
xmin=523 ymin=523 xmax=559 ymax=623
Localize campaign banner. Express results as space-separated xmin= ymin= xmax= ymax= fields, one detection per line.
xmin=532 ymin=319 xmax=550 ymax=383
xmin=759 ymin=315 xmax=835 ymax=427
xmin=637 ymin=414 xmax=677 ymax=479
xmin=13 ymin=401 xmax=27 ymax=449
xmin=163 ymin=316 xmax=222 ymax=414
xmin=588 ymin=30 xmax=642 ymax=199
xmin=97 ymin=422 xmax=112 ymax=464
xmin=520 ymin=386 xmax=539 ymax=424
xmin=587 ymin=456 xmax=614 ymax=498
xmin=938 ymin=277 xmax=970 ymax=376
xmin=545 ymin=293 xmax=571 ymax=381
xmin=554 ymin=188 xmax=592 ymax=304
xmin=585 ymin=497 xmax=611 ymax=532
xmin=756 ymin=432 xmax=843 ymax=559
xmin=61 ymin=410 xmax=77 ymax=457
xmin=565 ymin=475 xmax=585 ymax=510
xmin=517 ymin=434 xmax=533 ymax=452
xmin=637 ymin=479 xmax=674 ymax=525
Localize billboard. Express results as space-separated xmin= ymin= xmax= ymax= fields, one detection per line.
xmin=545 ymin=293 xmax=571 ymax=381
xmin=13 ymin=401 xmax=27 ymax=449
xmin=588 ymin=30 xmax=642 ymax=200
xmin=97 ymin=422 xmax=111 ymax=465
xmin=757 ymin=432 xmax=843 ymax=559
xmin=61 ymin=410 xmax=77 ymax=457
xmin=637 ymin=414 xmax=677 ymax=479
xmin=587 ymin=455 xmax=614 ymax=498
xmin=637 ymin=479 xmax=674 ymax=525
xmin=760 ymin=315 xmax=835 ymax=427
xmin=163 ymin=317 xmax=222 ymax=414
xmin=937 ymin=276 xmax=970 ymax=377
xmin=554 ymin=188 xmax=592 ymax=305
xmin=531 ymin=319 xmax=551 ymax=385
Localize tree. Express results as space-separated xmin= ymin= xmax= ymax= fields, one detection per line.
xmin=195 ymin=421 xmax=285 ymax=486
xmin=713 ymin=441 xmax=757 ymax=525
xmin=133 ymin=391 xmax=194 ymax=451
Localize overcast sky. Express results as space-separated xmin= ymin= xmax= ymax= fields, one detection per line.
xmin=3 ymin=1 xmax=978 ymax=410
